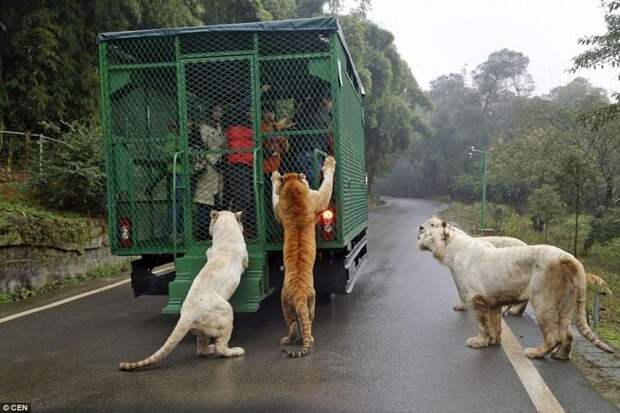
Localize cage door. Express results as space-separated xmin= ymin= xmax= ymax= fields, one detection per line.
xmin=182 ymin=57 xmax=260 ymax=242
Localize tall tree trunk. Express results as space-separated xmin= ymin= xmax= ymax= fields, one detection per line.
xmin=605 ymin=176 xmax=614 ymax=208
xmin=24 ymin=129 xmax=31 ymax=169
xmin=0 ymin=22 xmax=5 ymax=87
xmin=574 ymin=187 xmax=580 ymax=258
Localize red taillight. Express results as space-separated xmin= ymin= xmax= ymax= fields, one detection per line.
xmin=119 ymin=217 xmax=132 ymax=248
xmin=321 ymin=209 xmax=334 ymax=221
xmin=318 ymin=208 xmax=336 ymax=240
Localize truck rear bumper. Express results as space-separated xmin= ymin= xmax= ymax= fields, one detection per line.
xmin=268 ymin=228 xmax=368 ymax=294
xmin=130 ymin=255 xmax=176 ymax=296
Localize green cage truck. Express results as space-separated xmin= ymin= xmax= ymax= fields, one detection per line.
xmin=97 ymin=17 xmax=368 ymax=313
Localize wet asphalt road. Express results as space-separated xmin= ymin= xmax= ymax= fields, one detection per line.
xmin=0 ymin=198 xmax=617 ymax=413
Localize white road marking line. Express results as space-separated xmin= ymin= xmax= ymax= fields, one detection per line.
xmin=0 ymin=278 xmax=131 ymax=324
xmin=501 ymin=319 xmax=565 ymax=413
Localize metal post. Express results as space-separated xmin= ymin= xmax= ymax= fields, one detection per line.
xmin=480 ymin=151 xmax=487 ymax=230
xmin=38 ymin=138 xmax=43 ymax=174
xmin=593 ymin=288 xmax=600 ymax=329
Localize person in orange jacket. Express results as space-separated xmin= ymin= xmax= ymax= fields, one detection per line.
xmin=224 ymin=107 xmax=256 ymax=238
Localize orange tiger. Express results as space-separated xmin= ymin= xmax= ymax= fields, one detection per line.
xmin=271 ymin=156 xmax=336 ymax=357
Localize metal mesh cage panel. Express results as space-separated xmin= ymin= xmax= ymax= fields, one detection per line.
xmin=259 ymin=31 xmax=330 ymax=55
xmin=263 ymin=132 xmax=336 ymax=243
xmin=107 ymin=37 xmax=175 ymax=65
xmin=185 ymin=58 xmax=258 ymax=243
xmin=108 ymin=65 xmax=179 ymax=251
xmin=180 ymin=32 xmax=254 ymax=55
xmin=336 ymin=44 xmax=368 ymax=239
xmin=259 ymin=56 xmax=336 ymax=244
xmin=100 ymin=25 xmax=367 ymax=255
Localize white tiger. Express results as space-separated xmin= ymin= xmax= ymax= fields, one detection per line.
xmin=119 ymin=211 xmax=248 ymax=371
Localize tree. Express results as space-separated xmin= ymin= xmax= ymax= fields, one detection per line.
xmin=553 ymin=151 xmax=597 ymax=257
xmin=394 ymin=50 xmax=535 ymax=202
xmin=527 ymin=185 xmax=564 ymax=240
xmin=589 ymin=118 xmax=620 ymax=206
xmin=572 ymin=1 xmax=620 ymax=125
xmin=547 ymin=77 xmax=608 ymax=108
xmin=5 ymin=5 xmax=72 ymax=130
xmin=0 ymin=0 xmax=375 ymax=133
xmin=545 ymin=80 xmax=620 ymax=208
xmin=340 ymin=15 xmax=431 ymax=195
xmin=1 ymin=0 xmax=205 ymax=132
xmin=472 ymin=49 xmax=534 ymax=149
xmin=489 ymin=125 xmax=553 ymax=210
xmin=30 ymin=121 xmax=106 ymax=214
xmin=473 ymin=49 xmax=534 ymax=112
xmin=496 ymin=93 xmax=600 ymax=255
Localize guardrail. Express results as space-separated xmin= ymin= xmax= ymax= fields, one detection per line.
xmin=0 ymin=130 xmax=73 ymax=175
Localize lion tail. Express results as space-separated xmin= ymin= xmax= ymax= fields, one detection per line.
xmin=119 ymin=317 xmax=192 ymax=371
xmin=569 ymin=260 xmax=615 ymax=353
xmin=586 ymin=272 xmax=612 ymax=295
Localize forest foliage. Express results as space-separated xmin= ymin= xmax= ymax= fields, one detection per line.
xmin=0 ymin=0 xmax=428 ymax=210
xmin=378 ymin=2 xmax=620 ymax=252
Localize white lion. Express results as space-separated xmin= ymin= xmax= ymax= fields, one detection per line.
xmin=417 ymin=220 xmax=613 ymax=359
xmin=419 ymin=217 xmax=611 ymax=315
xmin=419 ymin=217 xmax=528 ymax=314
xmin=119 ymin=211 xmax=249 ymax=371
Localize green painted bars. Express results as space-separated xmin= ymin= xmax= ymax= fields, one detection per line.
xmin=98 ymin=17 xmax=367 ymax=313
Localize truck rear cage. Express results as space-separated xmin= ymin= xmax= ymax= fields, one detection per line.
xmin=99 ymin=18 xmax=368 ymax=312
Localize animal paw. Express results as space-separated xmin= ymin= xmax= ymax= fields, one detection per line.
xmin=465 ymin=336 xmax=491 ymax=348
xmin=220 ymin=347 xmax=245 ymax=357
xmin=524 ymin=347 xmax=544 ymax=359
xmin=490 ymin=337 xmax=502 ymax=346
xmin=506 ymin=304 xmax=526 ymax=317
xmin=280 ymin=335 xmax=294 ymax=345
xmin=550 ymin=348 xmax=571 ymax=361
xmin=197 ymin=343 xmax=216 ymax=356
xmin=322 ymin=156 xmax=336 ymax=174
xmin=453 ymin=303 xmax=468 ymax=311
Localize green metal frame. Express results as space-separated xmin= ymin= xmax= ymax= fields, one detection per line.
xmin=98 ymin=21 xmax=367 ymax=313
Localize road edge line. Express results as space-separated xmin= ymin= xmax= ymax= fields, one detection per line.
xmin=0 ymin=278 xmax=131 ymax=324
xmin=501 ymin=319 xmax=565 ymax=413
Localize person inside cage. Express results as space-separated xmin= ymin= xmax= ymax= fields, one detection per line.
xmin=224 ymin=105 xmax=256 ymax=239
xmin=193 ymin=103 xmax=225 ymax=241
xmin=287 ymin=87 xmax=333 ymax=187
xmin=261 ymin=102 xmax=291 ymax=176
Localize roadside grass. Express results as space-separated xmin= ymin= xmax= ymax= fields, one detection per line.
xmin=0 ymin=260 xmax=131 ymax=304
xmin=0 ymin=173 xmax=126 ymax=305
xmin=0 ymin=180 xmax=100 ymax=247
xmin=440 ymin=202 xmax=620 ymax=349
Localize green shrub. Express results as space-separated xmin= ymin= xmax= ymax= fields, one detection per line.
xmin=527 ymin=185 xmax=564 ymax=235
xmin=448 ymin=173 xmax=479 ymax=203
xmin=29 ymin=121 xmax=105 ymax=215
xmin=585 ymin=208 xmax=620 ymax=250
xmin=586 ymin=238 xmax=620 ymax=273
